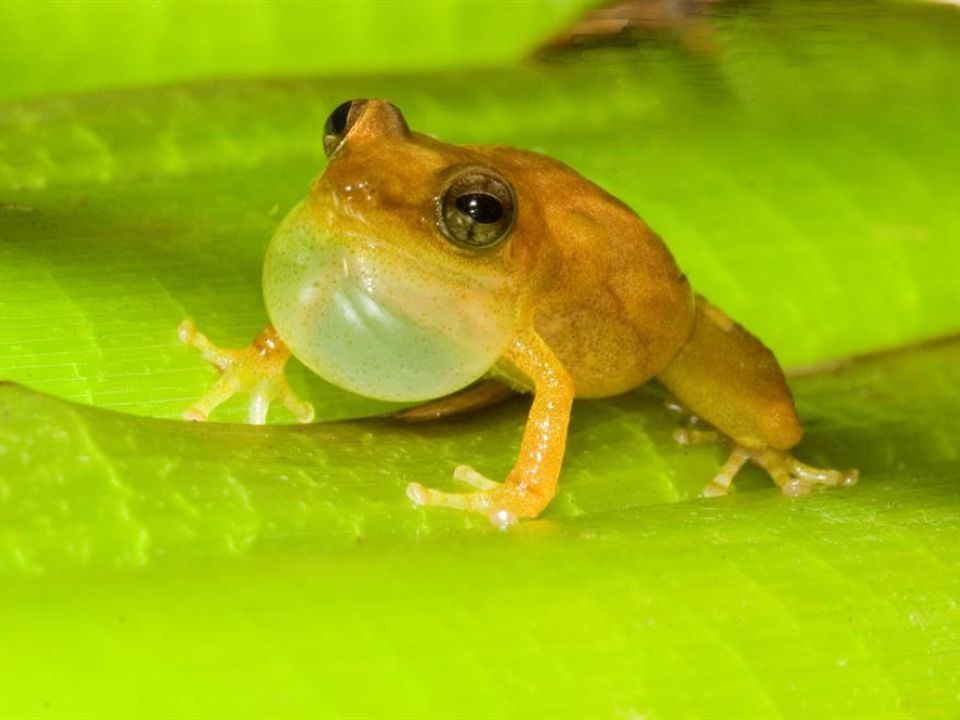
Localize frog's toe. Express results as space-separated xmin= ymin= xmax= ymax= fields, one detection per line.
xmin=181 ymin=373 xmax=242 ymax=422
xmin=674 ymin=427 xmax=722 ymax=446
xmin=406 ymin=481 xmax=484 ymax=513
xmin=244 ymin=376 xmax=314 ymax=425
xmin=277 ymin=387 xmax=315 ymax=424
xmin=756 ymin=448 xmax=859 ymax=495
xmin=178 ymin=319 xmax=236 ymax=370
xmin=183 ymin=407 xmax=209 ymax=422
xmin=406 ymin=476 xmax=527 ymax=528
xmin=699 ymin=446 xmax=749 ymax=497
xmin=700 ymin=480 xmax=731 ymax=498
xmin=785 ymin=455 xmax=859 ymax=489
xmin=778 ymin=477 xmax=815 ymax=497
xmin=452 ymin=464 xmax=501 ymax=491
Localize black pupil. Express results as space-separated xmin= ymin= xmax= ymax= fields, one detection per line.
xmin=326 ymin=101 xmax=353 ymax=135
xmin=455 ymin=193 xmax=503 ymax=224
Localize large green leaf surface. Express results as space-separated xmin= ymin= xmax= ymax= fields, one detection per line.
xmin=1 ymin=339 xmax=958 ymax=717
xmin=0 ymin=0 xmax=592 ymax=102
xmin=1 ymin=2 xmax=959 ymax=717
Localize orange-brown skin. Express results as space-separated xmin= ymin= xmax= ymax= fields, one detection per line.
xmin=658 ymin=297 xmax=804 ymax=451
xmin=179 ymin=99 xmax=856 ymax=526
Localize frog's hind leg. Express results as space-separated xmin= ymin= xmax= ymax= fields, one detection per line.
xmin=178 ymin=320 xmax=314 ymax=424
xmin=391 ymin=380 xmax=517 ymax=423
xmin=657 ymin=295 xmax=857 ymax=497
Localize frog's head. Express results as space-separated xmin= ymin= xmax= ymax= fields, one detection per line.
xmin=263 ymin=99 xmax=538 ymax=402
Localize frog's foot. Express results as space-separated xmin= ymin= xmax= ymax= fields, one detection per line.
xmin=406 ymin=465 xmax=547 ymax=529
xmin=701 ymin=445 xmax=859 ymax=498
xmin=178 ymin=320 xmax=314 ymax=425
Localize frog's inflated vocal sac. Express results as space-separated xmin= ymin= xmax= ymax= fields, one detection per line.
xmin=179 ymin=99 xmax=857 ymax=526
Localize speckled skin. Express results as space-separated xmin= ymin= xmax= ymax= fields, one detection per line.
xmin=482 ymin=147 xmax=697 ymax=399
xmin=180 ymin=99 xmax=856 ymax=525
xmin=316 ymin=102 xmax=700 ymax=399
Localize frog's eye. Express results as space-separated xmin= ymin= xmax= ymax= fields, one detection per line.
xmin=323 ymin=99 xmax=367 ymax=156
xmin=438 ymin=170 xmax=516 ymax=250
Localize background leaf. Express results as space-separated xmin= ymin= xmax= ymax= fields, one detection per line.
xmin=2 ymin=3 xmax=959 ymax=421
xmin=1 ymin=1 xmax=959 ymax=718
xmin=0 ymin=0 xmax=593 ymax=102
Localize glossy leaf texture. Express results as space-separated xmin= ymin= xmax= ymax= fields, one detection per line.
xmin=1 ymin=338 xmax=959 ymax=717
xmin=1 ymin=1 xmax=960 ymax=718
xmin=0 ymin=0 xmax=593 ymax=102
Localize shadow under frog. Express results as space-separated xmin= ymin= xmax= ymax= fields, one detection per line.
xmin=178 ymin=99 xmax=857 ymax=527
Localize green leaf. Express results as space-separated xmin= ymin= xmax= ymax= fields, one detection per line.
xmin=2 ymin=2 xmax=960 ymax=717
xmin=0 ymin=0 xmax=594 ymax=102
xmin=1 ymin=339 xmax=959 ymax=716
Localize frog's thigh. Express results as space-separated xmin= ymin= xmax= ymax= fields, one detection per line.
xmin=656 ymin=295 xmax=802 ymax=451
xmin=392 ymin=380 xmax=517 ymax=422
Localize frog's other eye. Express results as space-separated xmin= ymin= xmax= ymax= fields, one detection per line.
xmin=438 ymin=170 xmax=516 ymax=250
xmin=323 ymin=99 xmax=367 ymax=156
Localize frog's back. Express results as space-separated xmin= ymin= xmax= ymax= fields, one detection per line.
xmin=480 ymin=146 xmax=695 ymax=398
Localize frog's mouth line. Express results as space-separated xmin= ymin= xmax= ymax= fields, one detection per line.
xmin=310 ymin=206 xmax=516 ymax=300
xmin=262 ymin=203 xmax=519 ymax=402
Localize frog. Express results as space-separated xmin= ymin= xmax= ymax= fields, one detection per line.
xmin=177 ymin=98 xmax=858 ymax=527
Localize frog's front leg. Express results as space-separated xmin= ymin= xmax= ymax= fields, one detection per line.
xmin=178 ymin=320 xmax=314 ymax=424
xmin=406 ymin=329 xmax=574 ymax=527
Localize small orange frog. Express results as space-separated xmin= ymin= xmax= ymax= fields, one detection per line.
xmin=179 ymin=99 xmax=857 ymax=526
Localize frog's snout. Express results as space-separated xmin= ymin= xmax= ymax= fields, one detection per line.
xmin=322 ymin=98 xmax=410 ymax=158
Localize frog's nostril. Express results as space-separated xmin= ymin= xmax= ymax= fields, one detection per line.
xmin=381 ymin=101 xmax=409 ymax=133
